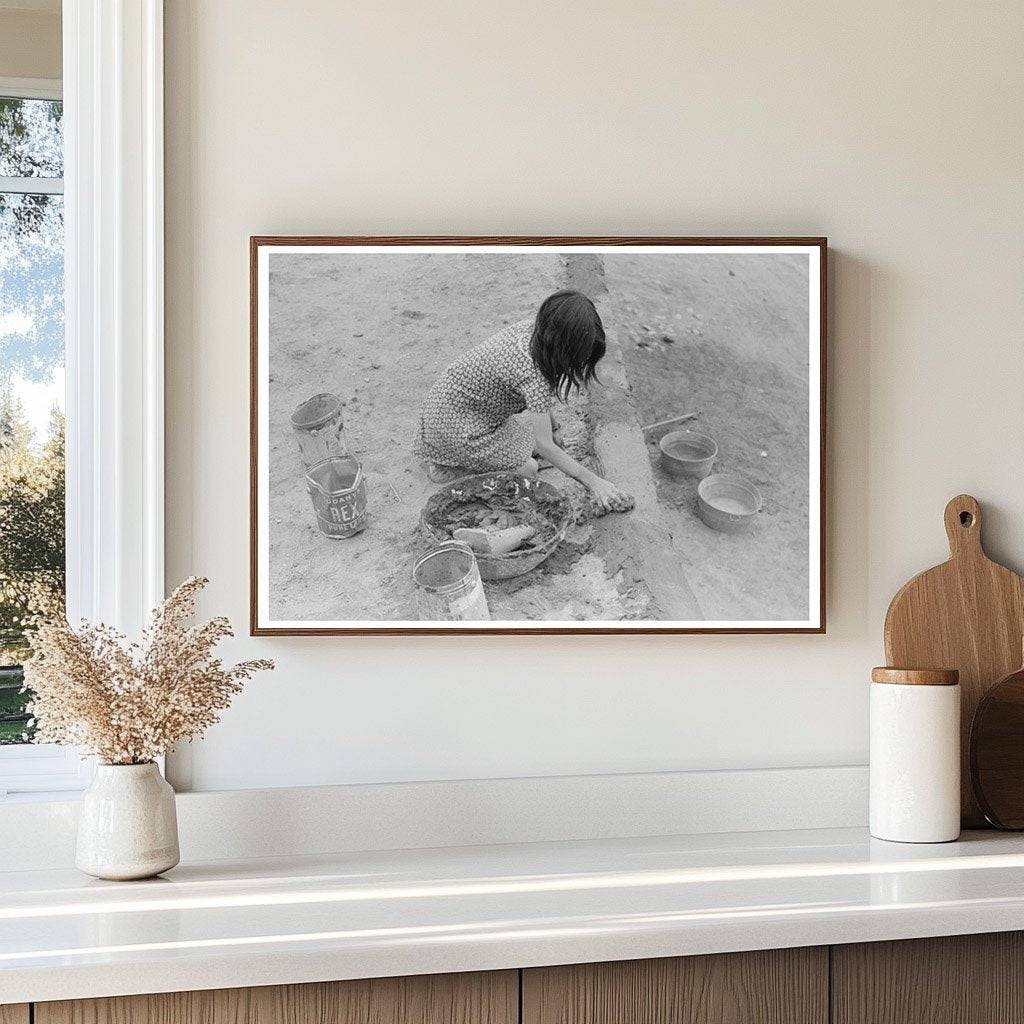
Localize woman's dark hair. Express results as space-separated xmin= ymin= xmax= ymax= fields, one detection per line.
xmin=529 ymin=290 xmax=606 ymax=400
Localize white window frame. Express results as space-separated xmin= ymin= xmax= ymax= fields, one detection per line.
xmin=0 ymin=1 xmax=164 ymax=799
xmin=0 ymin=77 xmax=61 ymax=101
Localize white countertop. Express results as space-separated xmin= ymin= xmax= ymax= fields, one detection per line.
xmin=4 ymin=826 xmax=1024 ymax=1004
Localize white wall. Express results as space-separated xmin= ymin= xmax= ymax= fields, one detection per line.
xmin=164 ymin=1 xmax=1024 ymax=792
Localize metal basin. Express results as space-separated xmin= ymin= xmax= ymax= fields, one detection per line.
xmin=697 ymin=473 xmax=763 ymax=533
xmin=659 ymin=429 xmax=718 ymax=480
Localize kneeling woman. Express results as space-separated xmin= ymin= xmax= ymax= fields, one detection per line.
xmin=415 ymin=291 xmax=632 ymax=512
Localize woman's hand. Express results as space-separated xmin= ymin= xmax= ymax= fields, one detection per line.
xmin=532 ymin=429 xmax=634 ymax=513
xmin=587 ymin=475 xmax=635 ymax=513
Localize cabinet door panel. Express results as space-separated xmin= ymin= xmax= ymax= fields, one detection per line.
xmin=832 ymin=932 xmax=1024 ymax=1024
xmin=36 ymin=970 xmax=517 ymax=1024
xmin=523 ymin=948 xmax=828 ymax=1024
xmin=0 ymin=1006 xmax=29 ymax=1024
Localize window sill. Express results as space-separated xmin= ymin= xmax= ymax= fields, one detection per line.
xmin=0 ymin=744 xmax=93 ymax=799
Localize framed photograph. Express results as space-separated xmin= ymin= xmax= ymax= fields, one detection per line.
xmin=250 ymin=237 xmax=826 ymax=635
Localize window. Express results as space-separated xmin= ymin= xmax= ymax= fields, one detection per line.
xmin=0 ymin=79 xmax=84 ymax=796
xmin=0 ymin=5 xmax=165 ymax=799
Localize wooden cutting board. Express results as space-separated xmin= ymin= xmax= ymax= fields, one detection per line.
xmin=884 ymin=494 xmax=1024 ymax=826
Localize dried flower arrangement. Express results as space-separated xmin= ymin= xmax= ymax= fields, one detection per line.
xmin=22 ymin=577 xmax=273 ymax=765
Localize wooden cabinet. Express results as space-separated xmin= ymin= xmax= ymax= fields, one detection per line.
xmin=522 ymin=948 xmax=828 ymax=1024
xmin=34 ymin=971 xmax=517 ymax=1024
xmin=832 ymin=932 xmax=1024 ymax=1024
xmin=22 ymin=932 xmax=1024 ymax=1024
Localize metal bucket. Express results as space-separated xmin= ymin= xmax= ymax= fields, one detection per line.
xmin=412 ymin=542 xmax=491 ymax=621
xmin=291 ymin=393 xmax=348 ymax=470
xmin=305 ymin=456 xmax=368 ymax=538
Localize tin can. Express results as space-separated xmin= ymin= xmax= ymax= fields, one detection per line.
xmin=412 ymin=542 xmax=491 ymax=621
xmin=290 ymin=393 xmax=348 ymax=470
xmin=305 ymin=456 xmax=368 ymax=539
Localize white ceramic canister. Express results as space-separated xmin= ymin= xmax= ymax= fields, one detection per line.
xmin=869 ymin=667 xmax=960 ymax=843
xmin=76 ymin=762 xmax=180 ymax=880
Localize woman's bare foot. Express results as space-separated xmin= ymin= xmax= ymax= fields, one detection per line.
xmin=427 ymin=463 xmax=467 ymax=483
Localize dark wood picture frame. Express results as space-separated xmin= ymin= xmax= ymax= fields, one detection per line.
xmin=250 ymin=236 xmax=827 ymax=636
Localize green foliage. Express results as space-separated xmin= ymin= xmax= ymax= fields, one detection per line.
xmin=0 ymin=395 xmax=65 ymax=742
xmin=0 ymin=96 xmax=63 ymax=178
xmin=0 ymin=666 xmax=30 ymax=743
xmin=1 ymin=96 xmax=65 ymax=741
xmin=0 ymin=96 xmax=62 ymax=242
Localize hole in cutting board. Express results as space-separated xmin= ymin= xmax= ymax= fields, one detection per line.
xmin=960 ymin=511 xmax=974 ymax=527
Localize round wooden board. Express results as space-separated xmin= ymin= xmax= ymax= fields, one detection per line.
xmin=970 ymin=663 xmax=1024 ymax=829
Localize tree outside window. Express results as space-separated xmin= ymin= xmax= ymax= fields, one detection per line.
xmin=0 ymin=94 xmax=65 ymax=744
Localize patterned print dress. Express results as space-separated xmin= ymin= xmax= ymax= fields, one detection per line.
xmin=415 ymin=319 xmax=554 ymax=472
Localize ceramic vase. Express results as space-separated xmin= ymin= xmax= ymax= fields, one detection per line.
xmin=76 ymin=762 xmax=180 ymax=880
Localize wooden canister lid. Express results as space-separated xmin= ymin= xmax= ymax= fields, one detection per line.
xmin=871 ymin=667 xmax=959 ymax=686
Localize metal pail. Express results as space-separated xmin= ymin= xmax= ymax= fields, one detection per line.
xmin=291 ymin=393 xmax=348 ymax=470
xmin=412 ymin=542 xmax=491 ymax=621
xmin=305 ymin=456 xmax=368 ymax=539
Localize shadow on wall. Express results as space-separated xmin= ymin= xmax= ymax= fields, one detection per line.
xmin=827 ymin=250 xmax=873 ymax=636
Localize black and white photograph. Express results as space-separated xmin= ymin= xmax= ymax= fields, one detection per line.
xmin=251 ymin=239 xmax=825 ymax=634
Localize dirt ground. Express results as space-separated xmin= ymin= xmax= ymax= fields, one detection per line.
xmin=603 ymin=253 xmax=810 ymax=620
xmin=266 ymin=251 xmax=811 ymax=623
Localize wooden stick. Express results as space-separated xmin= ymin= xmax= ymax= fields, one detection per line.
xmin=641 ymin=411 xmax=700 ymax=435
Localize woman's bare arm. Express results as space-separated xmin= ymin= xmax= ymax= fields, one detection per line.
xmin=525 ymin=412 xmax=631 ymax=511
